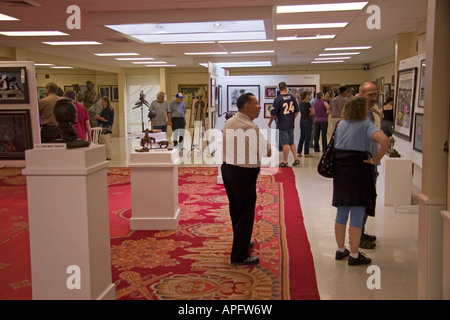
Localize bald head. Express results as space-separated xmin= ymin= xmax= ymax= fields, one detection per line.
xmin=359 ymin=82 xmax=377 ymax=108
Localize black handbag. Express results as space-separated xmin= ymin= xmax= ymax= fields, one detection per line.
xmin=317 ymin=122 xmax=339 ymax=178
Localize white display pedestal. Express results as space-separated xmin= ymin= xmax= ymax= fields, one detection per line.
xmin=377 ymin=157 xmax=412 ymax=206
xmin=22 ymin=145 xmax=115 ymax=300
xmin=129 ymin=150 xmax=181 ymax=230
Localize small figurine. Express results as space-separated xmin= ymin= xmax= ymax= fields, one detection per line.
xmin=158 ymin=140 xmax=170 ymax=149
xmin=135 ymin=129 xmax=156 ymax=152
xmin=387 ymin=136 xmax=401 ymax=158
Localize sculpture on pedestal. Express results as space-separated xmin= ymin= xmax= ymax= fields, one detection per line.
xmin=53 ymin=98 xmax=89 ymax=149
xmin=387 ymin=136 xmax=401 ymax=158
xmin=136 ymin=129 xmax=155 ymax=152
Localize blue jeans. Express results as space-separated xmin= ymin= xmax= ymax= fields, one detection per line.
xmin=336 ymin=206 xmax=366 ymax=228
xmin=297 ymin=118 xmax=313 ymax=155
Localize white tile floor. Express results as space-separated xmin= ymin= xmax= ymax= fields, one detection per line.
xmin=108 ymin=136 xmax=419 ymax=300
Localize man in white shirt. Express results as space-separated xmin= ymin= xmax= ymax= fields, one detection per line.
xmin=222 ymin=92 xmax=271 ymax=265
xmin=150 ymin=91 xmax=171 ymax=132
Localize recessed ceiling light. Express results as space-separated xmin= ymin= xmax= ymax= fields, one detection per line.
xmin=0 ymin=31 xmax=68 ymax=36
xmin=219 ymin=39 xmax=274 ymax=43
xmin=161 ymin=41 xmax=216 ymax=45
xmin=35 ymin=63 xmax=55 ymax=66
xmin=115 ymin=57 xmax=154 ymax=61
xmin=94 ymin=53 xmax=139 ymax=56
xmin=315 ymin=57 xmax=352 ymax=60
xmin=311 ymin=60 xmax=344 ymax=64
xmin=50 ymin=66 xmax=74 ymax=69
xmin=277 ymin=2 xmax=368 ymax=13
xmin=145 ymin=64 xmax=177 ymax=67
xmin=277 ymin=35 xmax=336 ymax=41
xmin=43 ymin=41 xmax=102 ymax=45
xmin=277 ymin=23 xmax=348 ymax=30
xmin=319 ymin=52 xmax=360 ymax=56
xmin=184 ymin=52 xmax=228 ymax=55
xmin=230 ymin=50 xmax=275 ymax=54
xmin=132 ymin=61 xmax=165 ymax=64
xmin=213 ymin=61 xmax=272 ymax=68
xmin=325 ymin=46 xmax=372 ymax=51
xmin=0 ymin=13 xmax=19 ymax=21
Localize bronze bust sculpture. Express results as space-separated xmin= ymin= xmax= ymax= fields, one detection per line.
xmin=53 ymin=98 xmax=89 ymax=149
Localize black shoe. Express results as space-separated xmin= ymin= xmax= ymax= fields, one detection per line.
xmin=348 ymin=252 xmax=372 ymax=266
xmin=248 ymin=241 xmax=255 ymax=250
xmin=359 ymin=237 xmax=376 ymax=249
xmin=335 ymin=249 xmax=350 ymax=260
xmin=362 ymin=232 xmax=377 ymax=242
xmin=231 ymin=256 xmax=260 ymax=265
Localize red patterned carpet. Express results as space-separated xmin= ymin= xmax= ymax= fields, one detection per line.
xmin=0 ymin=166 xmax=319 ymax=300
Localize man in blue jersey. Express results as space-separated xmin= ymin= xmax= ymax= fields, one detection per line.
xmin=268 ymin=82 xmax=300 ymax=167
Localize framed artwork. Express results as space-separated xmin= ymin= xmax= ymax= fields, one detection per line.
xmin=0 ymin=109 xmax=33 ymax=160
xmin=384 ymin=84 xmax=392 ymax=99
xmin=111 ymin=85 xmax=119 ymax=102
xmin=0 ymin=67 xmax=29 ymax=104
xmin=264 ymin=103 xmax=274 ymax=118
xmin=211 ymin=111 xmax=215 ymax=129
xmin=227 ymin=85 xmax=260 ymax=112
xmin=418 ymin=59 xmax=426 ymax=108
xmin=265 ymin=86 xmax=277 ymax=99
xmin=98 ymin=85 xmax=111 ymax=99
xmin=378 ymin=94 xmax=385 ymax=107
xmin=178 ymin=84 xmax=207 ymax=110
xmin=37 ymin=87 xmax=46 ymax=100
xmin=394 ymin=67 xmax=417 ymax=141
xmin=380 ymin=77 xmax=385 ymax=93
xmin=210 ymin=78 xmax=216 ymax=112
xmin=346 ymin=84 xmax=360 ymax=96
xmin=64 ymin=85 xmax=87 ymax=96
xmin=287 ymin=85 xmax=316 ymax=101
xmin=413 ymin=113 xmax=424 ymax=152
xmin=218 ymin=85 xmax=223 ymax=117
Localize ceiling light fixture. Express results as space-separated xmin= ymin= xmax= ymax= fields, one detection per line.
xmin=43 ymin=41 xmax=102 ymax=46
xmin=184 ymin=52 xmax=228 ymax=55
xmin=145 ymin=64 xmax=177 ymax=67
xmin=50 ymin=66 xmax=74 ymax=69
xmin=35 ymin=63 xmax=55 ymax=66
xmin=212 ymin=61 xmax=272 ymax=68
xmin=311 ymin=60 xmax=344 ymax=64
xmin=115 ymin=57 xmax=154 ymax=61
xmin=314 ymin=57 xmax=352 ymax=60
xmin=0 ymin=13 xmax=19 ymax=21
xmin=132 ymin=61 xmax=166 ymax=64
xmin=219 ymin=39 xmax=274 ymax=43
xmin=0 ymin=31 xmax=68 ymax=36
xmin=230 ymin=50 xmax=275 ymax=55
xmin=325 ymin=46 xmax=372 ymax=51
xmin=277 ymin=34 xmax=336 ymax=41
xmin=277 ymin=23 xmax=348 ymax=30
xmin=277 ymin=2 xmax=368 ymax=13
xmin=319 ymin=52 xmax=360 ymax=56
xmin=94 ymin=53 xmax=139 ymax=56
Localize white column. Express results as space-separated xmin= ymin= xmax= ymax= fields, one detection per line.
xmin=22 ymin=145 xmax=115 ymax=300
xmin=129 ymin=150 xmax=181 ymax=230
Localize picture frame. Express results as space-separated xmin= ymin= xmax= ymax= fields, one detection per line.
xmin=394 ymin=67 xmax=417 ymax=141
xmin=218 ymin=85 xmax=223 ymax=117
xmin=0 ymin=109 xmax=33 ymax=160
xmin=378 ymin=94 xmax=385 ymax=107
xmin=98 ymin=85 xmax=111 ymax=100
xmin=265 ymin=86 xmax=278 ymax=99
xmin=384 ymin=83 xmax=392 ymax=99
xmin=111 ymin=85 xmax=119 ymax=102
xmin=37 ymin=87 xmax=46 ymax=100
xmin=227 ymin=85 xmax=260 ymax=112
xmin=0 ymin=67 xmax=29 ymax=104
xmin=178 ymin=84 xmax=207 ymax=110
xmin=413 ymin=113 xmax=424 ymax=153
xmin=264 ymin=103 xmax=274 ymax=119
xmin=210 ymin=78 xmax=216 ymax=112
xmin=418 ymin=59 xmax=426 ymax=108
xmin=287 ymin=85 xmax=316 ymax=101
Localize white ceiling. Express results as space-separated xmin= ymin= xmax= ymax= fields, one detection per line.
xmin=0 ymin=0 xmax=428 ymax=72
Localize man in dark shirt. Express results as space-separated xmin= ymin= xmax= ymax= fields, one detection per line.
xmin=268 ymin=82 xmax=300 ymax=167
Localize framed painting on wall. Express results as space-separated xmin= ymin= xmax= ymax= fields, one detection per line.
xmin=413 ymin=113 xmax=424 ymax=152
xmin=418 ymin=59 xmax=426 ymax=108
xmin=394 ymin=67 xmax=417 ymax=141
xmin=264 ymin=103 xmax=274 ymax=118
xmin=111 ymin=85 xmax=119 ymax=102
xmin=98 ymin=85 xmax=111 ymax=99
xmin=0 ymin=109 xmax=33 ymax=160
xmin=227 ymin=85 xmax=260 ymax=112
xmin=218 ymin=85 xmax=223 ymax=117
xmin=265 ymin=86 xmax=277 ymax=99
xmin=287 ymin=85 xmax=316 ymax=101
xmin=178 ymin=84 xmax=207 ymax=110
xmin=0 ymin=67 xmax=29 ymax=104
xmin=37 ymin=87 xmax=46 ymax=100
